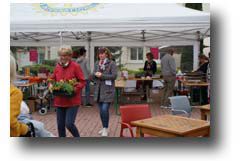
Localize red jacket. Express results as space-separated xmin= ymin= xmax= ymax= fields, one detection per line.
xmin=51 ymin=60 xmax=86 ymax=107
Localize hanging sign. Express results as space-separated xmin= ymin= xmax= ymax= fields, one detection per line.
xmin=150 ymin=48 xmax=159 ymax=59
xmin=29 ymin=49 xmax=38 ymax=62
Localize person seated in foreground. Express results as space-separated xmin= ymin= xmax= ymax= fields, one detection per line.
xmin=18 ymin=101 xmax=55 ymax=137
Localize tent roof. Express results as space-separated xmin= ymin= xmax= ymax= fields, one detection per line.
xmin=11 ymin=3 xmax=210 ymax=32
xmin=10 ymin=3 xmax=210 ymax=45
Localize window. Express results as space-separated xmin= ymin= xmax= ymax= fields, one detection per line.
xmin=130 ymin=47 xmax=143 ymax=61
xmin=38 ymin=53 xmax=45 ymax=64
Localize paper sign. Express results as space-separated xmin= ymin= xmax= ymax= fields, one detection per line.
xmin=150 ymin=48 xmax=159 ymax=59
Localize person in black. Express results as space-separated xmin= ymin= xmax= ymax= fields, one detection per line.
xmin=194 ymin=54 xmax=209 ymax=105
xmin=195 ymin=54 xmax=209 ymax=74
xmin=141 ymin=52 xmax=157 ymax=100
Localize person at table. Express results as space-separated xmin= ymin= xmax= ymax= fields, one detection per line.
xmin=160 ymin=48 xmax=176 ymax=108
xmin=195 ymin=54 xmax=209 ymax=74
xmin=194 ymin=54 xmax=209 ymax=105
xmin=92 ymin=47 xmax=117 ymax=137
xmin=50 ymin=45 xmax=86 ymax=137
xmin=76 ymin=47 xmax=93 ymax=107
xmin=207 ymin=52 xmax=211 ymax=101
xmin=10 ymin=55 xmax=32 ymax=137
xmin=141 ymin=52 xmax=157 ymax=100
xmin=18 ymin=101 xmax=55 ymax=137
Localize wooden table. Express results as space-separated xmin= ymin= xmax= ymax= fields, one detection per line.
xmin=114 ymin=78 xmax=162 ymax=114
xmin=131 ymin=115 xmax=210 ymax=137
xmin=128 ymin=77 xmax=163 ymax=81
xmin=195 ymin=104 xmax=210 ymax=121
xmin=16 ymin=82 xmax=37 ymax=98
xmin=114 ymin=80 xmax=126 ymax=115
xmin=183 ymin=81 xmax=209 ymax=87
xmin=16 ymin=82 xmax=36 ymax=87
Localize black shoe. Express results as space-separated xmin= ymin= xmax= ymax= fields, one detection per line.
xmin=85 ymin=103 xmax=93 ymax=107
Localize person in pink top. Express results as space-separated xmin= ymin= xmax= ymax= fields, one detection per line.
xmin=51 ymin=45 xmax=86 ymax=137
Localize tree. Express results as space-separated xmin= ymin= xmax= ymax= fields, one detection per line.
xmin=185 ymin=3 xmax=202 ymax=11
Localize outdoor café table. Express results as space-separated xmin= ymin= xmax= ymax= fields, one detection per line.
xmin=131 ymin=115 xmax=210 ymax=137
xmin=182 ymin=81 xmax=209 ymax=105
xmin=114 ymin=78 xmax=162 ymax=114
xmin=114 ymin=80 xmax=126 ymax=115
xmin=126 ymin=77 xmax=163 ymax=102
xmin=16 ymin=82 xmax=37 ymax=98
xmin=195 ymin=104 xmax=210 ymax=121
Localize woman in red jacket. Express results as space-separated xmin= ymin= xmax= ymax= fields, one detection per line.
xmin=51 ymin=46 xmax=86 ymax=137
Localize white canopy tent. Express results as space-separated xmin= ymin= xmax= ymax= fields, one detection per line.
xmin=10 ymin=3 xmax=210 ymax=69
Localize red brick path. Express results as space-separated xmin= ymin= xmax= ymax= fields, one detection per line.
xmin=32 ymin=103 xmax=201 ymax=137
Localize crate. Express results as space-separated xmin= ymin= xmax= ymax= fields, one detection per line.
xmin=26 ymin=97 xmax=36 ymax=113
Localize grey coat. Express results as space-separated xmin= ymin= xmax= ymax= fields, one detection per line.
xmin=76 ymin=57 xmax=90 ymax=80
xmin=161 ymin=54 xmax=176 ymax=76
xmin=93 ymin=59 xmax=117 ymax=103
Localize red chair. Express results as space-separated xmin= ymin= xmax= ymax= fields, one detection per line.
xmin=119 ymin=104 xmax=151 ymax=137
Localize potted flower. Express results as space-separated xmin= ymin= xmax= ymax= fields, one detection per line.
xmin=48 ymin=78 xmax=77 ymax=97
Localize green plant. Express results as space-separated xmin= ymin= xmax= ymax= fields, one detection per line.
xmin=42 ymin=60 xmax=57 ymax=66
xmin=48 ymin=79 xmax=77 ymax=96
xmin=53 ymin=82 xmax=74 ymax=95
xmin=22 ymin=64 xmax=54 ymax=76
xmin=180 ymin=46 xmax=194 ymax=72
xmin=121 ymin=67 xmax=161 ymax=75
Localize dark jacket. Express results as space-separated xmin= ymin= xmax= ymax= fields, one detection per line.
xmin=93 ymin=59 xmax=117 ymax=103
xmin=196 ymin=62 xmax=209 ymax=74
xmin=144 ymin=60 xmax=157 ymax=77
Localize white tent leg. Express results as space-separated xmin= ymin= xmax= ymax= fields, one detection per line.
xmin=193 ymin=41 xmax=200 ymax=70
xmin=89 ymin=44 xmax=95 ymax=72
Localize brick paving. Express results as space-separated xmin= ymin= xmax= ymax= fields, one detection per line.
xmin=32 ymin=103 xmax=201 ymax=137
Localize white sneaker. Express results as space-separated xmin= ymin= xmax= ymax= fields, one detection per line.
xmin=101 ymin=128 xmax=108 ymax=137
xmin=98 ymin=128 xmax=104 ymax=135
xmin=160 ymin=105 xmax=167 ymax=108
xmin=49 ymin=133 xmax=56 ymax=137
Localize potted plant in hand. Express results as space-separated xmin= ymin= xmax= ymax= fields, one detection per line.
xmin=48 ymin=78 xmax=77 ymax=97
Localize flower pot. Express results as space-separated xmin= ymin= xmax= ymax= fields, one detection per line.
xmin=52 ymin=90 xmax=75 ymax=97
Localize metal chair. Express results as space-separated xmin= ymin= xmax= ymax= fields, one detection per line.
xmin=169 ymin=96 xmax=192 ymax=117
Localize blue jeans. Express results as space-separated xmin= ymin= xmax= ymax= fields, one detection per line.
xmin=85 ymin=79 xmax=91 ymax=104
xmin=56 ymin=106 xmax=80 ymax=137
xmin=98 ymin=102 xmax=111 ymax=128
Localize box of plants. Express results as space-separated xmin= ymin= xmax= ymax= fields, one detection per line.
xmin=48 ymin=78 xmax=77 ymax=97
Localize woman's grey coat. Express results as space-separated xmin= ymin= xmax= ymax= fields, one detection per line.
xmin=93 ymin=59 xmax=117 ymax=103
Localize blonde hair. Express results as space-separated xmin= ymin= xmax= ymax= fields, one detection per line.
xmin=58 ymin=45 xmax=72 ymax=56
xmin=10 ymin=55 xmax=16 ymax=83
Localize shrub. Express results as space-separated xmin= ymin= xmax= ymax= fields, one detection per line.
xmin=22 ymin=64 xmax=54 ymax=76
xmin=42 ymin=59 xmax=57 ymax=66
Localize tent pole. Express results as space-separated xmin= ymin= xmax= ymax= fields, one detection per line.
xmin=87 ymin=32 xmax=93 ymax=71
xmin=59 ymin=32 xmax=63 ymax=46
xmin=193 ymin=41 xmax=200 ymax=70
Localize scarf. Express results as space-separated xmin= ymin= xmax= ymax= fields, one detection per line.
xmin=98 ymin=58 xmax=108 ymax=72
xmin=59 ymin=61 xmax=70 ymax=68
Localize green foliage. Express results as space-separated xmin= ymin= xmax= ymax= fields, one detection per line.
xmin=185 ymin=3 xmax=202 ymax=11
xmin=54 ymin=82 xmax=74 ymax=95
xmin=22 ymin=64 xmax=54 ymax=76
xmin=42 ymin=60 xmax=57 ymax=66
xmin=121 ymin=67 xmax=161 ymax=75
xmin=180 ymin=46 xmax=194 ymax=72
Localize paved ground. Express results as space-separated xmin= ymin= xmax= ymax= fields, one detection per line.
xmin=32 ymin=103 xmax=201 ymax=137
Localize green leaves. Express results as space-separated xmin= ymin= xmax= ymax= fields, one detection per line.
xmin=51 ymin=79 xmax=75 ymax=95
